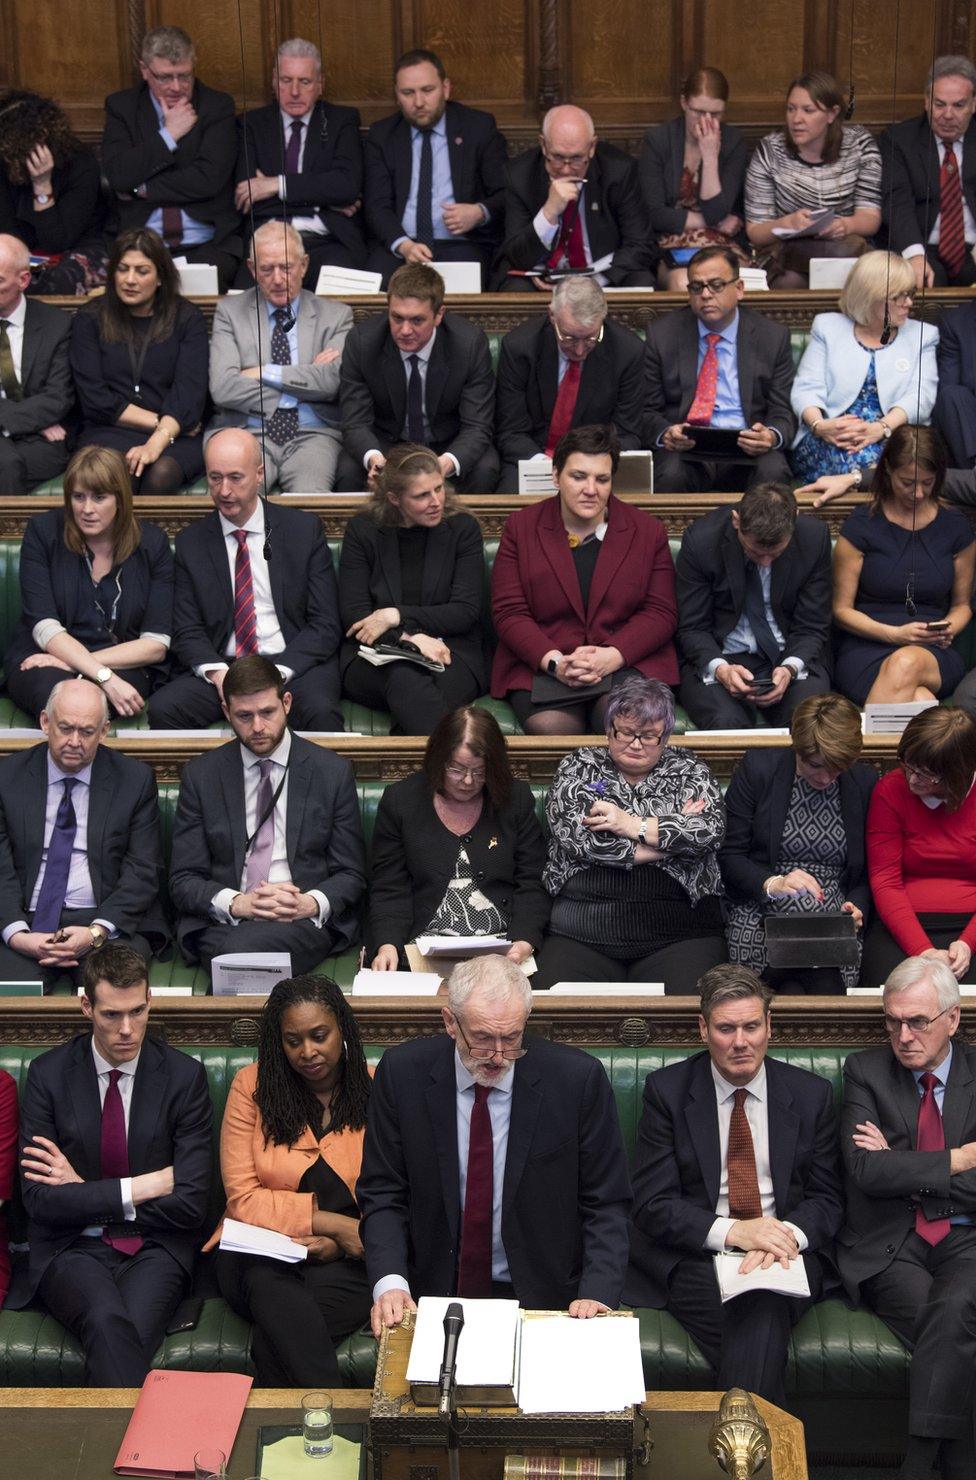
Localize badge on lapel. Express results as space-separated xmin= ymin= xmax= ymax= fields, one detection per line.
xmin=455 ymin=136 xmax=463 ymax=146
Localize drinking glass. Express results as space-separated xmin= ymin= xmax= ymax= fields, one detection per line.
xmin=302 ymin=1391 xmax=334 ymax=1456
xmin=193 ymin=1449 xmax=226 ymax=1480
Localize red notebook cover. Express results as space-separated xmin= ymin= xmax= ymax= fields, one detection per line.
xmin=114 ymin=1369 xmax=253 ymax=1477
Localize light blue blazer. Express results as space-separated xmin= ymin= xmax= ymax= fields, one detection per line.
xmin=790 ymin=311 xmax=939 ymax=448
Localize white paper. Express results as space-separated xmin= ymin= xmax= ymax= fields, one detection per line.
xmin=433 ymin=260 xmax=482 ymax=294
xmin=316 ymin=265 xmax=382 ymax=295
xmin=352 ymin=969 xmax=442 ymax=995
xmin=863 ymin=700 xmax=938 ymax=735
xmin=219 ymin=1217 xmax=308 ymax=1264
xmin=808 ymin=256 xmax=858 ymax=289
xmin=0 ymin=728 xmax=44 ymax=739
xmin=211 ymin=952 xmax=292 ymax=995
xmin=771 ymin=209 xmax=837 ymax=240
xmin=415 ymin=935 xmax=511 ymax=958
xmin=177 ymin=263 xmax=219 ymax=295
xmin=406 ymin=1297 xmax=520 ymax=1387
xmin=516 ymin=1314 xmax=645 ymax=1414
xmin=294 ymin=731 xmax=362 ymax=738
xmin=739 ymin=267 xmax=769 ymax=291
xmin=714 ymin=1252 xmax=811 ymax=1303
xmin=548 ymin=983 xmax=664 ymax=996
xmin=518 ymin=459 xmax=556 ymax=495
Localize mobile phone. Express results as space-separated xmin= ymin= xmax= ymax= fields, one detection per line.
xmin=749 ymin=679 xmax=777 ymax=693
xmin=925 ymin=619 xmax=950 ymax=631
xmin=165 ymin=1295 xmax=204 ymax=1335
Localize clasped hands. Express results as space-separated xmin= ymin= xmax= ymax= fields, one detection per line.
xmin=715 ymin=661 xmax=793 ymax=706
xmin=550 ymin=645 xmax=622 ymax=686
xmin=726 ymin=1216 xmax=800 ymax=1274
xmin=230 ymin=881 xmax=317 ymax=922
xmin=10 ymin=924 xmax=98 ymax=967
xmin=813 ymin=414 xmax=884 ymax=453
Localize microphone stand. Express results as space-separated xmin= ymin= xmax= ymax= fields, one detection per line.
xmin=438 ymin=1302 xmax=465 ymax=1480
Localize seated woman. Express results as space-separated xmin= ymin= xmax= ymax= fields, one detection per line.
xmin=832 ymin=427 xmax=974 ymax=706
xmin=207 ymin=975 xmax=372 ymax=1387
xmin=534 ymin=676 xmax=726 ymax=993
xmin=791 ymin=252 xmax=939 ymax=489
xmin=863 ymin=706 xmax=976 ymax=986
xmin=491 ymin=424 xmax=677 ymax=736
xmin=745 ymin=70 xmax=881 ymax=288
xmin=339 ymin=444 xmax=487 ymax=735
xmin=5 ymin=445 xmax=173 ymax=721
xmin=639 ymin=65 xmax=749 ymax=290
xmin=0 ymin=1068 xmax=16 ymax=1308
xmin=720 ymin=693 xmax=877 ymax=994
xmin=68 ymin=228 xmax=208 ymax=494
xmin=0 ymin=89 xmax=110 ymax=295
xmin=368 ymin=706 xmax=549 ymax=973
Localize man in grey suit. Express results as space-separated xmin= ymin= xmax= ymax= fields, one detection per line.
xmin=0 ymin=234 xmax=73 ymax=494
xmin=209 ymin=220 xmax=351 ymax=492
xmin=839 ymin=955 xmax=976 ymax=1480
xmin=169 ymin=655 xmax=366 ymax=977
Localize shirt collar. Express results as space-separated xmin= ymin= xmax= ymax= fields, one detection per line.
xmin=912 ymin=1041 xmax=953 ymax=1088
xmin=711 ymin=1058 xmax=767 ymax=1104
xmin=219 ymin=502 xmax=265 ymax=540
xmin=92 ymin=1039 xmax=140 ymax=1078
xmin=46 ymin=753 xmax=93 ymax=788
xmin=240 ymin=728 xmax=292 ymax=773
xmin=265 ymin=294 xmax=302 ymax=323
xmin=280 ymin=108 xmax=312 ymax=131
xmin=2 ymin=295 xmax=27 ymax=329
xmin=400 ymin=328 xmax=437 ymax=367
xmin=412 ymin=115 xmax=447 ymax=143
xmin=698 ymin=311 xmax=739 ymax=345
xmin=454 ymin=1046 xmax=515 ymax=1098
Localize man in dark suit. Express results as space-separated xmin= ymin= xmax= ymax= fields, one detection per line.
xmin=364 ymin=48 xmax=507 ymax=287
xmin=643 ymin=246 xmax=795 ymax=493
xmin=494 ymin=276 xmax=644 ymax=492
xmin=839 ymin=956 xmax=976 ymax=1480
xmin=625 ymin=964 xmax=842 ymax=1407
xmin=101 ymin=26 xmax=241 ymax=289
xmin=676 ymin=483 xmax=832 ymax=729
xmin=234 ymin=37 xmax=366 ymax=288
xmin=8 ymin=942 xmax=212 ymax=1386
xmin=0 ymin=233 xmax=72 ymax=494
xmin=359 ymin=954 xmax=631 ymax=1337
xmin=492 ymin=105 xmax=655 ymax=291
xmin=881 ymin=55 xmax=976 ymax=290
xmin=337 ymin=262 xmax=498 ymax=492
xmin=934 ymin=302 xmax=976 ymax=496
xmin=0 ymin=679 xmax=165 ymax=990
xmin=147 ymin=428 xmax=343 ymax=731
xmin=169 ymin=654 xmax=366 ymax=977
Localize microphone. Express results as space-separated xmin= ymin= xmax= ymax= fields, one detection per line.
xmin=438 ymin=1302 xmax=465 ymax=1418
xmin=879 ymin=306 xmax=893 ymax=346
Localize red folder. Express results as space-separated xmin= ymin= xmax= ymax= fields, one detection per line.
xmin=114 ymin=1369 xmax=253 ymax=1477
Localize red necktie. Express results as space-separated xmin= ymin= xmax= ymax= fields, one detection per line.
xmin=545 ymin=359 xmax=582 ymax=456
xmin=233 ymin=529 xmax=259 ymax=657
xmin=546 ymin=197 xmax=587 ymax=271
xmin=686 ymin=332 xmax=722 ymax=426
xmin=915 ymin=1072 xmax=951 ymax=1246
xmin=939 ymin=146 xmax=966 ymax=280
xmin=101 ymin=1069 xmax=143 ymax=1256
xmin=161 ymin=205 xmax=183 ymax=250
xmin=727 ymin=1087 xmax=763 ymax=1221
xmin=456 ymin=1084 xmax=493 ymax=1297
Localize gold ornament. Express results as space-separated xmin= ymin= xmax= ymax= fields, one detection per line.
xmin=707 ymin=1388 xmax=771 ymax=1480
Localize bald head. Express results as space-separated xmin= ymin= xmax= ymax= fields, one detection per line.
xmin=205 ymin=429 xmax=264 ymax=526
xmin=0 ymin=233 xmax=30 ymax=316
xmin=540 ymin=106 xmax=596 ymax=180
xmin=41 ymin=679 xmax=110 ymax=773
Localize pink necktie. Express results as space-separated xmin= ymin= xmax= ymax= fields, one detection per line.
xmin=915 ymin=1072 xmax=951 ymax=1246
xmin=686 ymin=333 xmax=722 ymax=425
xmin=245 ymin=759 xmax=275 ymax=891
xmin=101 ymin=1069 xmax=143 ymax=1256
xmin=456 ymin=1085 xmax=494 ymax=1297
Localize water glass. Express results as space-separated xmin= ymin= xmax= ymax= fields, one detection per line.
xmin=302 ymin=1391 xmax=334 ymax=1456
xmin=193 ymin=1449 xmax=226 ymax=1480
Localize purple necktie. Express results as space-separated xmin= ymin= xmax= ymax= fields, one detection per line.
xmin=245 ymin=759 xmax=276 ymax=891
xmin=284 ymin=119 xmax=302 ymax=174
xmin=101 ymin=1069 xmax=143 ymax=1256
xmin=32 ymin=778 xmax=78 ymax=933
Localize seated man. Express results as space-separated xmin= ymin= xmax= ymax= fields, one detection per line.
xmin=494 ymin=276 xmax=644 ymax=493
xmin=643 ymin=246 xmax=795 ymax=493
xmin=0 ymin=233 xmax=72 ymax=495
xmin=492 ymin=105 xmax=655 ymax=291
xmin=235 ymin=37 xmax=366 ymax=288
xmin=364 ymin=48 xmax=506 ymax=287
xmin=337 ymin=262 xmax=498 ymax=493
xmin=676 ymin=482 xmax=832 ymax=729
xmin=209 ymin=220 xmax=351 ymax=493
xmin=169 ymin=654 xmax=366 ymax=978
xmin=625 ymin=964 xmax=842 ymax=1407
xmin=934 ymin=300 xmax=976 ymax=505
xmin=0 ymin=679 xmax=165 ymax=990
xmin=147 ymin=428 xmax=343 ymax=731
xmin=839 ymin=955 xmax=976 ymax=1480
xmin=101 ymin=26 xmax=241 ymax=288
xmin=6 ymin=943 xmax=212 ymax=1386
xmin=358 ymin=954 xmax=631 ymax=1337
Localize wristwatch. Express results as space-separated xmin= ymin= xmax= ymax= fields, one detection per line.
xmin=94 ymin=667 xmax=113 ymax=685
xmin=879 ymin=420 xmax=892 ymax=440
xmin=33 ymin=193 xmax=50 ymax=206
xmin=637 ymin=819 xmax=649 ymax=845
xmin=88 ymin=925 xmax=107 ymax=950
xmin=546 ymin=657 xmax=559 ymax=675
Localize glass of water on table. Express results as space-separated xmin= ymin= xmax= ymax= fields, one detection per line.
xmin=302 ymin=1391 xmax=334 ymax=1456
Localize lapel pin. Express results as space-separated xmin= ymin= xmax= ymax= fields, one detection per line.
xmin=591 ymin=201 xmax=599 ymax=211
xmin=488 ymin=836 xmax=498 ymax=849
xmin=455 ymin=136 xmax=463 ymax=146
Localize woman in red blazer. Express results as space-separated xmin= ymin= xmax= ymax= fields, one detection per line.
xmin=0 ymin=1069 xmax=17 ymax=1307
xmin=490 ymin=425 xmax=678 ymax=734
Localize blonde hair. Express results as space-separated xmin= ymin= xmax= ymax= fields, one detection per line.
xmin=840 ymin=250 xmax=915 ymax=327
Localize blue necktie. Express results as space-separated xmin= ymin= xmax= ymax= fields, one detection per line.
xmin=744 ymin=562 xmax=782 ymax=668
xmin=32 ymin=778 xmax=78 ymax=933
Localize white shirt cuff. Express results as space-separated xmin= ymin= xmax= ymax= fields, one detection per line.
xmin=93 ymin=918 xmax=117 ymax=938
xmin=783 ymin=656 xmax=807 ymax=681
xmin=445 ymin=453 xmax=460 ymax=479
xmin=120 ymin=1177 xmax=136 ymax=1220
xmin=262 ymin=365 xmax=283 ymax=386
xmin=533 ymin=208 xmax=559 ymax=246
xmin=903 ymin=244 xmax=925 ymax=259
xmin=703 ymin=657 xmax=725 ymax=686
xmin=478 ymin=203 xmax=490 ymax=224
xmin=308 ymin=890 xmax=331 ymax=929
xmin=391 ymin=236 xmax=408 ymax=254
xmin=783 ymin=1220 xmax=808 ymax=1253
xmin=373 ymin=1274 xmax=411 ymax=1301
xmin=33 ymin=618 xmax=67 ymax=649
xmin=275 ymin=664 xmax=294 ymax=683
xmin=195 ymin=663 xmax=229 ymax=681
xmin=278 ymin=174 xmax=286 ymax=198
xmin=706 ymin=1216 xmax=736 ymax=1252
xmin=3 ymin=921 xmax=29 ymax=946
xmin=212 ymin=888 xmax=239 ymax=925
xmin=140 ymin=631 xmax=171 ymax=650
xmin=364 ymin=448 xmax=382 ymax=471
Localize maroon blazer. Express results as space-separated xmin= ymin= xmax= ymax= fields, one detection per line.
xmin=490 ymin=494 xmax=679 ymax=696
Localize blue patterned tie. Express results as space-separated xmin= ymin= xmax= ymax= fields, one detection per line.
xmin=32 ymin=778 xmax=78 ymax=933
xmin=266 ymin=308 xmax=300 ymax=446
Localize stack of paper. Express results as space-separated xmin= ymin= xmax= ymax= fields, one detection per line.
xmin=415 ymin=935 xmax=510 ymax=958
xmin=713 ymin=1251 xmax=810 ymax=1303
xmin=219 ymin=1217 xmax=308 ymax=1264
xmin=863 ymin=700 xmax=938 ymax=734
xmin=352 ymin=969 xmax=442 ymax=995
xmin=516 ymin=1314 xmax=645 ymax=1414
xmin=407 ymin=1297 xmax=521 ymax=1405
xmin=316 ymin=265 xmax=382 ymax=295
xmin=211 ymin=953 xmax=291 ymax=996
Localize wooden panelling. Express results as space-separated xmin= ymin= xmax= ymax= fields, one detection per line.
xmin=0 ymin=0 xmax=131 ymax=133
xmin=569 ymin=0 xmax=678 ymax=121
xmin=145 ymin=0 xmax=270 ymax=106
xmin=286 ymin=0 xmax=398 ymax=109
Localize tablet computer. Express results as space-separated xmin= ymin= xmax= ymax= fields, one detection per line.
xmin=681 ymin=425 xmax=746 ymax=456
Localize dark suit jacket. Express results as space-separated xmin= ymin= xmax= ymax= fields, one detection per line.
xmin=642 ymin=305 xmax=796 ymax=448
xmin=0 ymin=743 xmax=166 ymax=943
xmin=0 ymin=298 xmax=73 ymax=441
xmin=933 ymin=301 xmax=976 ymax=467
xmin=339 ymin=312 xmax=495 ymax=477
xmin=719 ymin=748 xmax=878 ymax=918
xmin=675 ymin=507 xmax=832 ymax=676
xmin=366 ymin=770 xmax=550 ymax=958
xmin=7 ymin=1031 xmax=212 ymax=1306
xmin=881 ymin=114 xmax=976 ymax=256
xmin=490 ymin=493 xmax=679 ymax=695
xmin=624 ymin=1050 xmax=844 ymax=1308
xmin=237 ymin=100 xmax=366 ymax=259
xmin=364 ymin=100 xmax=507 ymax=253
xmin=639 ymin=117 xmax=748 ymax=236
xmin=495 ymin=317 xmax=644 ymax=462
xmin=493 ymin=142 xmax=655 ymax=288
xmin=101 ymin=81 xmax=241 ymax=253
xmin=838 ymin=1040 xmax=976 ymax=1299
xmin=170 ymin=505 xmax=340 ymax=679
xmin=357 ymin=1031 xmax=632 ymax=1309
xmin=169 ymin=733 xmax=366 ymax=953
xmin=0 ymin=149 xmax=110 ymax=257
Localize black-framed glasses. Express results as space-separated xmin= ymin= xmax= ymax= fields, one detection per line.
xmin=610 ymin=724 xmax=665 ymax=748
xmin=687 ymin=277 xmax=738 ymax=295
xmin=452 ymin=1012 xmax=527 ymax=1062
xmin=541 ymin=146 xmax=591 ymax=170
xmin=883 ymin=1006 xmax=952 ymax=1035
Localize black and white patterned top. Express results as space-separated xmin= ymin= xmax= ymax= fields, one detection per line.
xmin=744 ymin=126 xmax=882 ymax=223
xmin=543 ymin=744 xmax=725 ymax=904
xmin=423 ymin=844 xmax=509 ymax=937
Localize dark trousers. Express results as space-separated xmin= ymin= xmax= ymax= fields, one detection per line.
xmin=0 ymin=432 xmax=68 ymax=495
xmin=860 ymin=912 xmax=976 ymax=988
xmin=342 ymin=654 xmax=481 ymax=735
xmin=38 ymin=1237 xmax=187 ymax=1387
xmin=533 ymin=932 xmax=726 ymax=994
xmin=334 ymin=444 xmax=500 ymax=495
xmin=216 ymin=1249 xmax=370 ymax=1387
xmin=147 ymin=662 xmax=343 ymax=732
xmin=234 ymin=234 xmax=366 ymax=291
xmin=862 ymin=1227 xmax=976 ymax=1439
xmin=652 ymin=449 xmax=792 ymax=494
xmin=0 ymin=910 xmax=151 ymax=992
xmin=6 ymin=661 xmax=155 ymax=723
xmin=679 ymin=662 xmax=830 ymax=730
xmin=365 ymin=237 xmax=496 ymax=290
xmin=188 ymin=917 xmax=341 ymax=978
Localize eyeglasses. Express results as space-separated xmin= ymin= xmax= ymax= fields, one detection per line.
xmin=552 ymin=322 xmax=604 ymax=351
xmin=902 ymin=760 xmax=940 ymax=785
xmin=444 ymin=763 xmax=486 ymax=784
xmin=687 ymin=278 xmax=738 ymax=295
xmin=452 ymin=1013 xmax=527 ymax=1062
xmin=610 ymin=725 xmax=665 ymax=748
xmin=144 ymin=65 xmax=194 ymax=86
xmin=883 ymin=1007 xmax=951 ymax=1035
xmin=542 ymin=147 xmax=591 ymax=170
xmin=889 ymin=291 xmax=915 ymax=306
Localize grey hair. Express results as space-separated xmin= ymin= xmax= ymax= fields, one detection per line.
xmin=447 ymin=955 xmax=533 ymax=1015
xmin=45 ymin=678 xmax=110 ymax=727
xmin=883 ymin=955 xmax=961 ymax=1013
xmin=551 ymin=275 xmax=607 ymax=328
xmin=605 ymin=676 xmax=675 ymax=746
xmin=928 ymin=55 xmax=976 ymax=92
xmin=276 ymin=37 xmax=322 ymax=72
xmin=141 ymin=26 xmax=194 ymax=65
xmin=249 ymin=219 xmax=306 ymax=264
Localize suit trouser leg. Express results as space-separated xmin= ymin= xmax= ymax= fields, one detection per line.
xmin=0 ymin=913 xmax=152 ymax=991
xmin=0 ymin=433 xmax=68 ymax=495
xmin=193 ymin=919 xmax=340 ymax=977
xmin=147 ymin=675 xmax=225 ymax=729
xmin=952 ymin=663 xmax=976 ymax=721
xmin=452 ymin=444 xmax=500 ymax=494
xmin=334 ymin=448 xmax=370 ymax=493
xmin=286 ymin=662 xmax=344 ymax=732
xmin=277 ymin=429 xmax=342 ymax=493
xmin=679 ymin=670 xmax=760 ymax=729
xmin=666 ymin=1254 xmax=796 ymax=1407
xmin=629 ymin=935 xmax=727 ymax=994
xmin=532 ymin=937 xmax=626 ymax=991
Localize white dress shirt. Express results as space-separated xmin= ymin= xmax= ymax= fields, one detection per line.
xmin=364 ymin=327 xmax=459 ymax=478
xmin=81 ymin=1041 xmax=139 ymax=1232
xmin=702 ymin=558 xmax=807 ymax=685
xmin=277 ymin=109 xmax=328 ymax=237
xmin=705 ymin=1060 xmax=808 ymax=1253
xmin=0 ymin=294 xmax=27 ymax=408
xmin=531 ymin=187 xmax=609 ymax=284
xmin=904 ymin=137 xmax=976 ymax=258
xmin=196 ymin=503 xmax=292 ymax=682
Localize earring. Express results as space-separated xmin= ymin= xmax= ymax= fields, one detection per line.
xmin=342 ymin=1039 xmax=348 ymax=1057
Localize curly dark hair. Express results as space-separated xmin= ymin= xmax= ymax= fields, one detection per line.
xmin=0 ymin=90 xmax=80 ymax=183
xmin=253 ymin=975 xmax=371 ymax=1146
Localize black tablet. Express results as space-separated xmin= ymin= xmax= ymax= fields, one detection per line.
xmin=680 ymin=425 xmax=747 ymax=456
